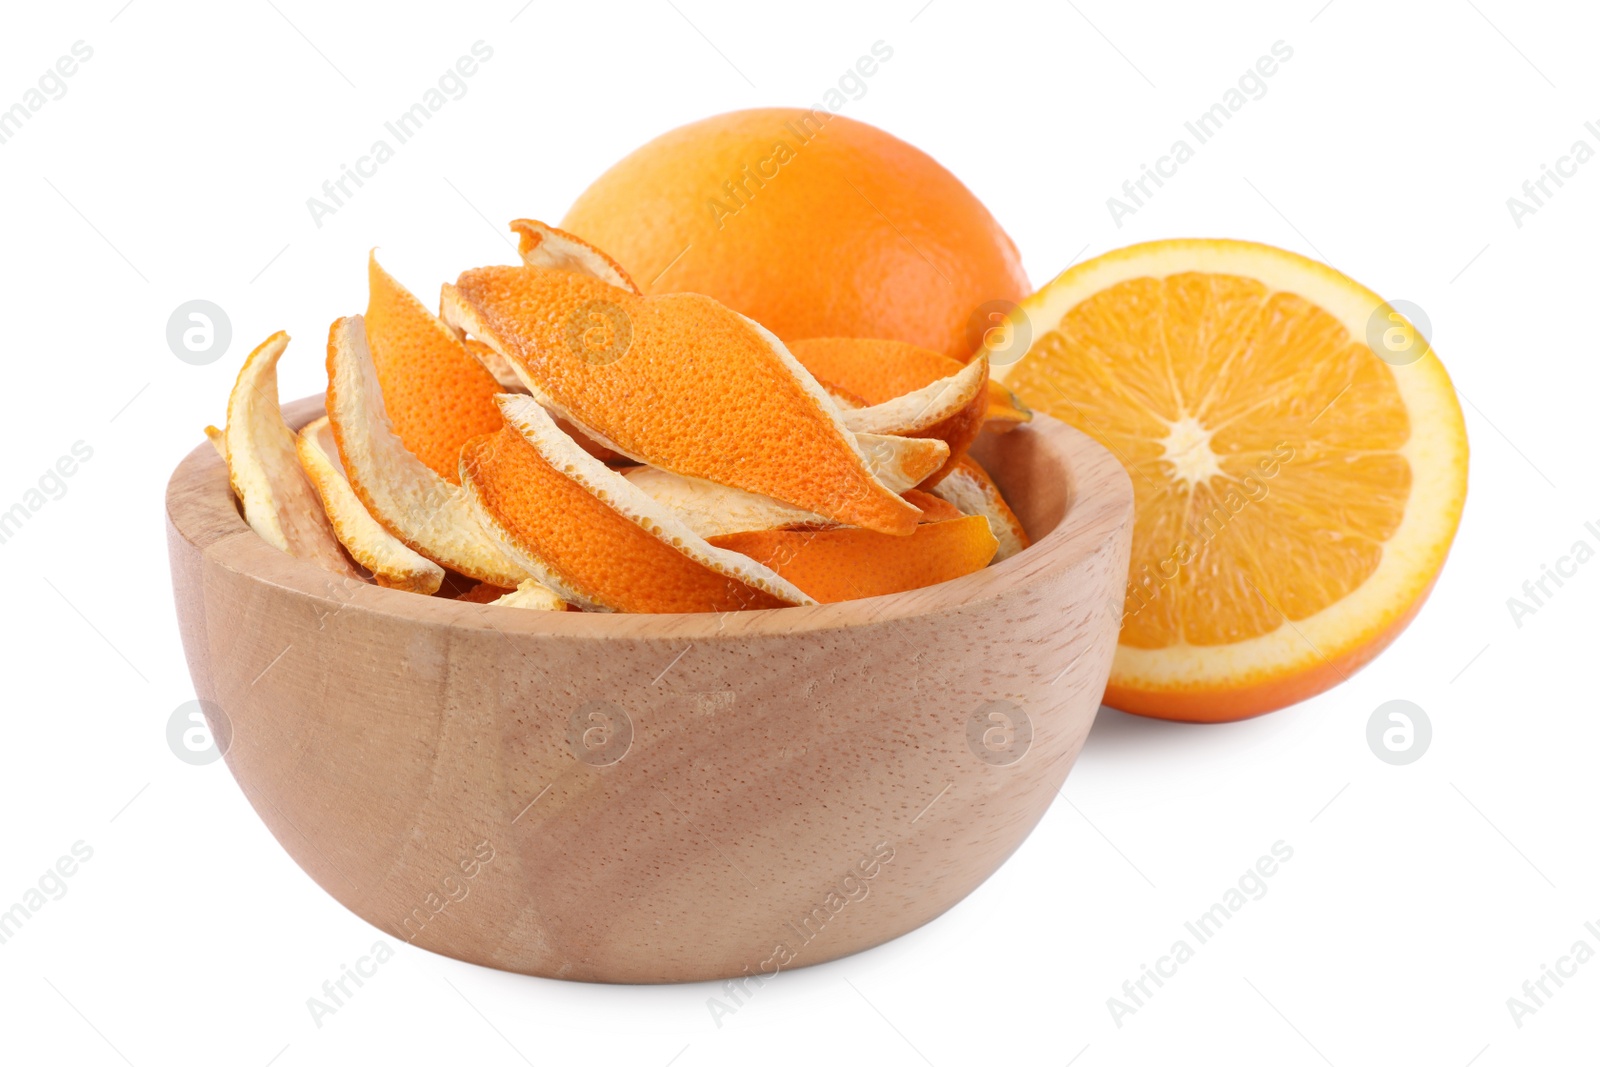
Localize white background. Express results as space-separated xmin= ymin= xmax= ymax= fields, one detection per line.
xmin=1 ymin=1 xmax=1595 ymax=1064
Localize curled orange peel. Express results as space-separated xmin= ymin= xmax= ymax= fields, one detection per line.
xmin=983 ymin=381 xmax=1033 ymax=433
xmin=458 ymin=394 xmax=813 ymax=613
xmin=511 ymin=218 xmax=640 ymax=294
xmin=492 ymin=579 xmax=569 ymax=611
xmin=622 ymin=432 xmax=948 ymax=539
xmin=223 ymin=331 xmax=357 ymax=577
xmin=440 ymin=266 xmax=922 ymax=535
xmin=708 ymin=515 xmax=998 ymax=604
xmin=838 ymin=355 xmax=987 ymax=437
xmin=365 ymin=251 xmax=505 ymax=483
xmin=325 ymin=315 xmax=530 ymax=588
xmin=929 ymin=455 xmax=1031 ymax=562
xmin=902 ymin=489 xmax=963 ymax=523
xmin=788 ymin=338 xmax=989 ymax=487
xmin=295 ymin=416 xmax=446 ymax=594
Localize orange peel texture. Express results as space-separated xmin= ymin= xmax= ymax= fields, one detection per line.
xmin=325 ymin=315 xmax=530 ymax=588
xmin=928 ymin=455 xmax=1031 ymax=562
xmin=709 ymin=515 xmax=998 ymax=604
xmin=365 ymin=251 xmax=505 ymax=483
xmin=223 ymin=331 xmax=358 ymax=577
xmin=459 ymin=394 xmax=813 ymax=613
xmin=295 ymin=416 xmax=446 ymax=593
xmin=441 ymin=266 xmax=921 ymax=535
xmin=511 ymin=218 xmax=640 ymax=294
xmin=788 ymin=338 xmax=989 ymax=487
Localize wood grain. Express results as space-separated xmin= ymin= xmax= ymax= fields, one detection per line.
xmin=165 ymin=395 xmax=1133 ymax=983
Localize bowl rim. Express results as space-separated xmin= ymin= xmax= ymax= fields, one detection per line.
xmin=167 ymin=395 xmax=1132 ymax=640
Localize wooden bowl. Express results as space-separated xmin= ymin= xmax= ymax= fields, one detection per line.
xmin=166 ymin=397 xmax=1132 ymax=984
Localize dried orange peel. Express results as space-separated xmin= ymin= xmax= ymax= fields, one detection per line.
xmin=982 ymin=382 xmax=1033 ymax=433
xmin=460 ymin=394 xmax=812 ymax=612
xmin=708 ymin=515 xmax=998 ymax=604
xmin=208 ymin=224 xmax=1034 ymax=616
xmin=325 ymin=315 xmax=530 ymax=589
xmin=492 ymin=579 xmax=569 ymax=611
xmin=365 ymin=252 xmax=505 ymax=483
xmin=929 ymin=455 xmax=1031 ymax=563
xmin=222 ymin=331 xmax=357 ymax=577
xmin=295 ymin=416 xmax=446 ymax=594
xmin=441 ymin=261 xmax=922 ymax=535
xmin=622 ymin=432 xmax=948 ymax=539
xmin=788 ymin=338 xmax=989 ymax=486
xmin=511 ymin=218 xmax=640 ymax=294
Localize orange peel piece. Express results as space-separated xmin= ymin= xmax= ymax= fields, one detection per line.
xmin=295 ymin=416 xmax=445 ymax=594
xmin=902 ymin=489 xmax=963 ymax=523
xmin=511 ymin=218 xmax=640 ymax=294
xmin=709 ymin=515 xmax=998 ymax=603
xmin=459 ymin=394 xmax=813 ymax=613
xmin=491 ymin=579 xmax=569 ymax=611
xmin=223 ymin=331 xmax=357 ymax=576
xmin=203 ymin=424 xmax=226 ymax=460
xmin=788 ymin=338 xmax=989 ymax=487
xmin=983 ymin=380 xmax=1033 ymax=433
xmin=462 ymin=336 xmax=527 ymax=392
xmin=441 ymin=267 xmax=921 ymax=535
xmin=622 ymin=432 xmax=948 ymax=539
xmin=325 ymin=315 xmax=530 ymax=588
xmin=929 ymin=455 xmax=1031 ymax=562
xmin=839 ymin=355 xmax=987 ymax=438
xmin=365 ymin=252 xmax=505 ymax=483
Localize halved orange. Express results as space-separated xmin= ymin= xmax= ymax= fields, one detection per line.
xmin=992 ymin=239 xmax=1468 ymax=722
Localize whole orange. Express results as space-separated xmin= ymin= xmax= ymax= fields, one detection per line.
xmin=560 ymin=108 xmax=1030 ymax=360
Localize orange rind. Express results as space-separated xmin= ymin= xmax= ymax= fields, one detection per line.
xmin=295 ymin=416 xmax=446 ymax=594
xmin=462 ymin=336 xmax=527 ymax=392
xmin=325 ymin=315 xmax=530 ymax=589
xmin=928 ymin=455 xmax=1031 ymax=562
xmin=837 ymin=356 xmax=987 ymax=438
xmin=365 ymin=252 xmax=505 ymax=483
xmin=708 ymin=515 xmax=998 ymax=604
xmin=902 ymin=489 xmax=963 ymax=523
xmin=788 ymin=338 xmax=989 ymax=486
xmin=511 ymin=218 xmax=640 ymax=294
xmin=982 ymin=381 xmax=1033 ymax=433
xmin=223 ymin=331 xmax=357 ymax=577
xmin=491 ymin=579 xmax=569 ymax=611
xmin=441 ymin=267 xmax=922 ymax=535
xmin=622 ymin=432 xmax=948 ymax=539
xmin=459 ymin=394 xmax=813 ymax=613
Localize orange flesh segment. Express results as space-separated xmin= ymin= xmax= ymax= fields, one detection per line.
xmin=443 ymin=267 xmax=919 ymax=535
xmin=365 ymin=252 xmax=504 ymax=483
xmin=1007 ymin=271 xmax=1410 ymax=649
xmin=788 ymin=337 xmax=987 ymax=486
xmin=460 ymin=425 xmax=797 ymax=614
xmin=710 ymin=515 xmax=997 ymax=604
